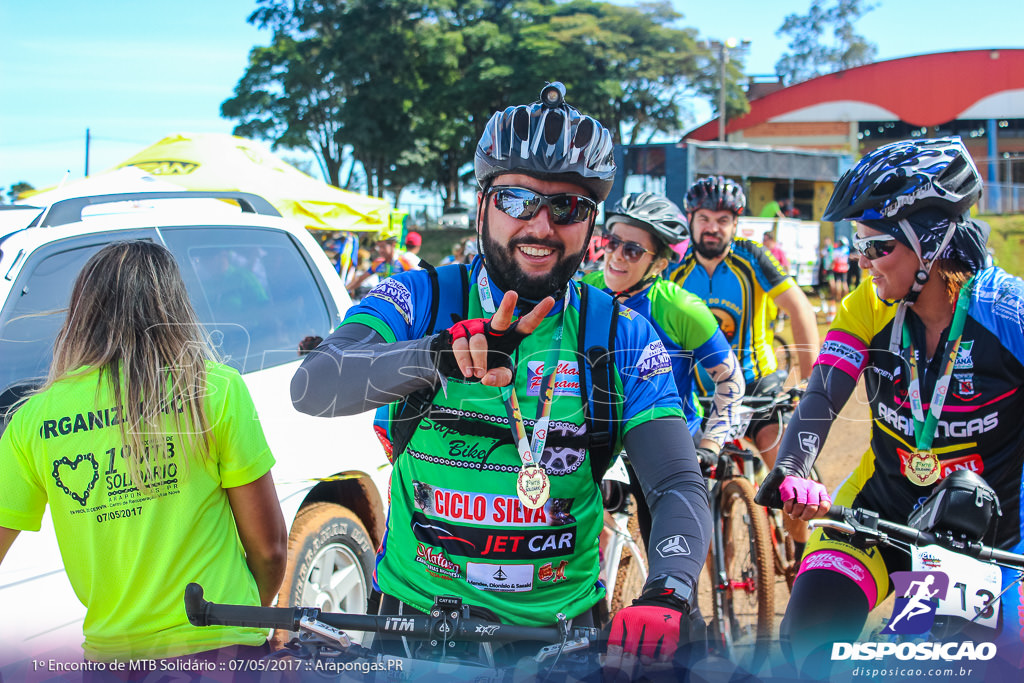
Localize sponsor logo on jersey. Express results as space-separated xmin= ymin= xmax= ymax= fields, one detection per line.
xmin=618 ymin=306 xmax=636 ymax=321
xmin=538 ymin=560 xmax=569 ymax=583
xmin=526 ymin=360 xmax=581 ymax=397
xmin=819 ymin=339 xmax=865 ymax=367
xmin=367 ymin=279 xmax=414 ymax=324
xmin=411 ymin=482 xmax=575 ymax=527
xmin=802 ymin=551 xmax=868 ymax=583
xmin=954 ymin=340 xmax=974 ymax=370
xmin=953 ymin=373 xmax=976 ymax=399
xmin=411 ymin=512 xmax=575 ymax=560
xmin=415 ymin=543 xmax=461 ymax=579
xmin=877 ymin=403 xmax=998 ymax=439
xmin=636 ymin=340 xmax=672 ymax=380
xmin=938 ymin=453 xmax=984 ymax=478
xmin=466 ymin=563 xmax=533 ymax=592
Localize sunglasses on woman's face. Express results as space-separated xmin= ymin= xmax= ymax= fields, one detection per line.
xmin=601 ymin=234 xmax=655 ymax=263
xmin=488 ymin=186 xmax=598 ymax=225
xmin=853 ymin=234 xmax=899 ymax=260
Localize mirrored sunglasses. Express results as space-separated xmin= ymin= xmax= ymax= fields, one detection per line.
xmin=853 ymin=235 xmax=899 ymax=260
xmin=601 ymin=234 xmax=655 ymax=263
xmin=489 ymin=186 xmax=597 ymax=225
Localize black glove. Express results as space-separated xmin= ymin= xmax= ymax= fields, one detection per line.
xmin=753 ymin=466 xmax=787 ymax=509
xmin=694 ymin=447 xmax=718 ymax=477
xmin=431 ymin=315 xmax=529 ymax=378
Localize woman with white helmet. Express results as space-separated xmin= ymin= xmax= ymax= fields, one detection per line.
xmin=756 ymin=136 xmax=1024 ymax=675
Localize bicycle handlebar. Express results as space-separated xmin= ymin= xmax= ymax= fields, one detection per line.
xmin=698 ymin=385 xmax=803 ymax=413
xmin=184 ymin=583 xmax=600 ymax=644
xmin=813 ymin=506 xmax=1024 ymax=570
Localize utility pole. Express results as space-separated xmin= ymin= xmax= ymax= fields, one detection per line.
xmin=85 ymin=128 xmax=91 ymax=177
xmin=706 ymin=38 xmax=751 ymax=142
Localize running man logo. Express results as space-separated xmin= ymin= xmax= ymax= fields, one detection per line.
xmin=883 ymin=571 xmax=949 ymax=635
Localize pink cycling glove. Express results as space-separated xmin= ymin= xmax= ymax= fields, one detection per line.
xmin=779 ymin=476 xmax=831 ymax=507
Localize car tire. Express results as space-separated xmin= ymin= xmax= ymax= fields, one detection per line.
xmin=274 ymin=502 xmax=375 ymax=644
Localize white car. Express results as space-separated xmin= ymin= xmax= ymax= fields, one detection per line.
xmin=0 ymin=191 xmax=389 ymax=670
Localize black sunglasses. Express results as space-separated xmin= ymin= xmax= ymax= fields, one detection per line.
xmin=601 ymin=234 xmax=656 ymax=263
xmin=853 ymin=235 xmax=899 ymax=260
xmin=488 ymin=186 xmax=598 ymax=225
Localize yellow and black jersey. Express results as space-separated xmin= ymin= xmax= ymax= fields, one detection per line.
xmin=669 ymin=238 xmax=793 ymax=384
xmin=816 ymin=268 xmax=1024 ymax=549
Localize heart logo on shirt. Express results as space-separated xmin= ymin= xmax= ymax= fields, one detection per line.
xmin=51 ymin=453 xmax=99 ymax=506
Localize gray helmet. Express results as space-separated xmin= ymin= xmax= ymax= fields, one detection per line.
xmin=823 ymin=136 xmax=982 ymax=223
xmin=474 ymin=82 xmax=616 ymax=201
xmin=606 ymin=192 xmax=688 ymax=248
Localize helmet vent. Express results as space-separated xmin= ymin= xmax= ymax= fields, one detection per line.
xmin=573 ymin=119 xmax=594 ymax=148
xmin=544 ymin=111 xmax=565 ymax=145
xmin=512 ymin=107 xmax=530 ymax=141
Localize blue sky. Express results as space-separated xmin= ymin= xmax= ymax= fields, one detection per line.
xmin=2 ymin=0 xmax=1022 ymax=197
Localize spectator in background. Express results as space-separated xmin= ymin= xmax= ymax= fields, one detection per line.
xmin=760 ymin=196 xmax=784 ymax=219
xmin=404 ymin=231 xmax=423 ymax=266
xmin=461 ymin=236 xmax=479 ymax=264
xmin=439 ymin=240 xmax=464 ymax=266
xmin=827 ymin=236 xmax=851 ymax=323
xmin=762 ymin=231 xmax=791 ymax=274
xmin=346 ymin=225 xmax=420 ymax=299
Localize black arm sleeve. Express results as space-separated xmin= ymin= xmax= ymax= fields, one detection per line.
xmin=774 ymin=361 xmax=859 ymax=477
xmin=625 ymin=418 xmax=711 ymax=596
xmin=290 ymin=323 xmax=443 ymax=417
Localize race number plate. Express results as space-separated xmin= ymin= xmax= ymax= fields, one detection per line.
xmin=728 ymin=406 xmax=755 ymax=441
xmin=911 ymin=544 xmax=1001 ymax=629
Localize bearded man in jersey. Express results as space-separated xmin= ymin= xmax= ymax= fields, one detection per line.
xmin=291 ymin=83 xmax=712 ymax=670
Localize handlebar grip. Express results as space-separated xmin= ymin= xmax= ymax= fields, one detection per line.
xmin=823 ymin=505 xmax=850 ymax=521
xmin=184 ymin=583 xmax=303 ymax=630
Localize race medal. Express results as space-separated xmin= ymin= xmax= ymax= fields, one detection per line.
xmin=517 ymin=464 xmax=551 ymax=509
xmin=906 ymin=450 xmax=940 ymax=486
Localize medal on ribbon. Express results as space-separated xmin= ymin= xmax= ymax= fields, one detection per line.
xmin=517 ymin=464 xmax=551 ymax=509
xmin=905 ymin=450 xmax=940 ymax=486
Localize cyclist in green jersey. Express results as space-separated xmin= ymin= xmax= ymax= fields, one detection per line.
xmin=583 ymin=192 xmax=744 ymax=544
xmin=293 ymin=83 xmax=712 ymax=672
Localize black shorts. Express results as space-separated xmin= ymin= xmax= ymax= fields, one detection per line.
xmin=829 ymin=271 xmax=849 ymax=286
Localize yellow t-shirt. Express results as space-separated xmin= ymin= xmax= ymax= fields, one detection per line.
xmin=0 ymin=362 xmax=275 ymax=660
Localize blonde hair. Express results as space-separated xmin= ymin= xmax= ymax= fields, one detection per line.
xmin=933 ymin=258 xmax=974 ymax=304
xmin=43 ymin=241 xmax=216 ymax=492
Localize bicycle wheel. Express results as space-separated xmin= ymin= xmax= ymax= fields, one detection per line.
xmin=714 ymin=477 xmax=774 ymax=665
xmin=773 ymin=332 xmax=793 ymax=375
xmin=603 ymin=497 xmax=648 ymax=616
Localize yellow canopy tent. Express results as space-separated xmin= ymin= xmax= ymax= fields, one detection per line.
xmin=110 ymin=133 xmax=390 ymax=232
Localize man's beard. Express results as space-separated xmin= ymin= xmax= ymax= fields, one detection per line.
xmin=480 ymin=221 xmax=585 ymax=302
xmin=693 ymin=234 xmax=731 ymax=259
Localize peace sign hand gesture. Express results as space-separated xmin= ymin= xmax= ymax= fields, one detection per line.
xmin=435 ymin=291 xmax=556 ymax=387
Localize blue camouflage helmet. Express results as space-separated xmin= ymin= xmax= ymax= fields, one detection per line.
xmin=824 ymin=137 xmax=982 ymax=222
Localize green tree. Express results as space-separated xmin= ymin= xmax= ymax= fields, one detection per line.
xmin=775 ymin=0 xmax=877 ymax=85
xmin=6 ymin=182 xmax=35 ymax=204
xmin=222 ymin=0 xmax=720 ymax=207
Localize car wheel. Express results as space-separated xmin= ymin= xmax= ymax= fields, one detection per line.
xmin=275 ymin=502 xmax=375 ymax=642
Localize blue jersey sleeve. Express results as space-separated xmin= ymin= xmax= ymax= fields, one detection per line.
xmin=695 ymin=328 xmax=734 ymax=370
xmin=612 ymin=307 xmax=684 ymax=433
xmin=342 ymin=270 xmax=436 ymax=342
